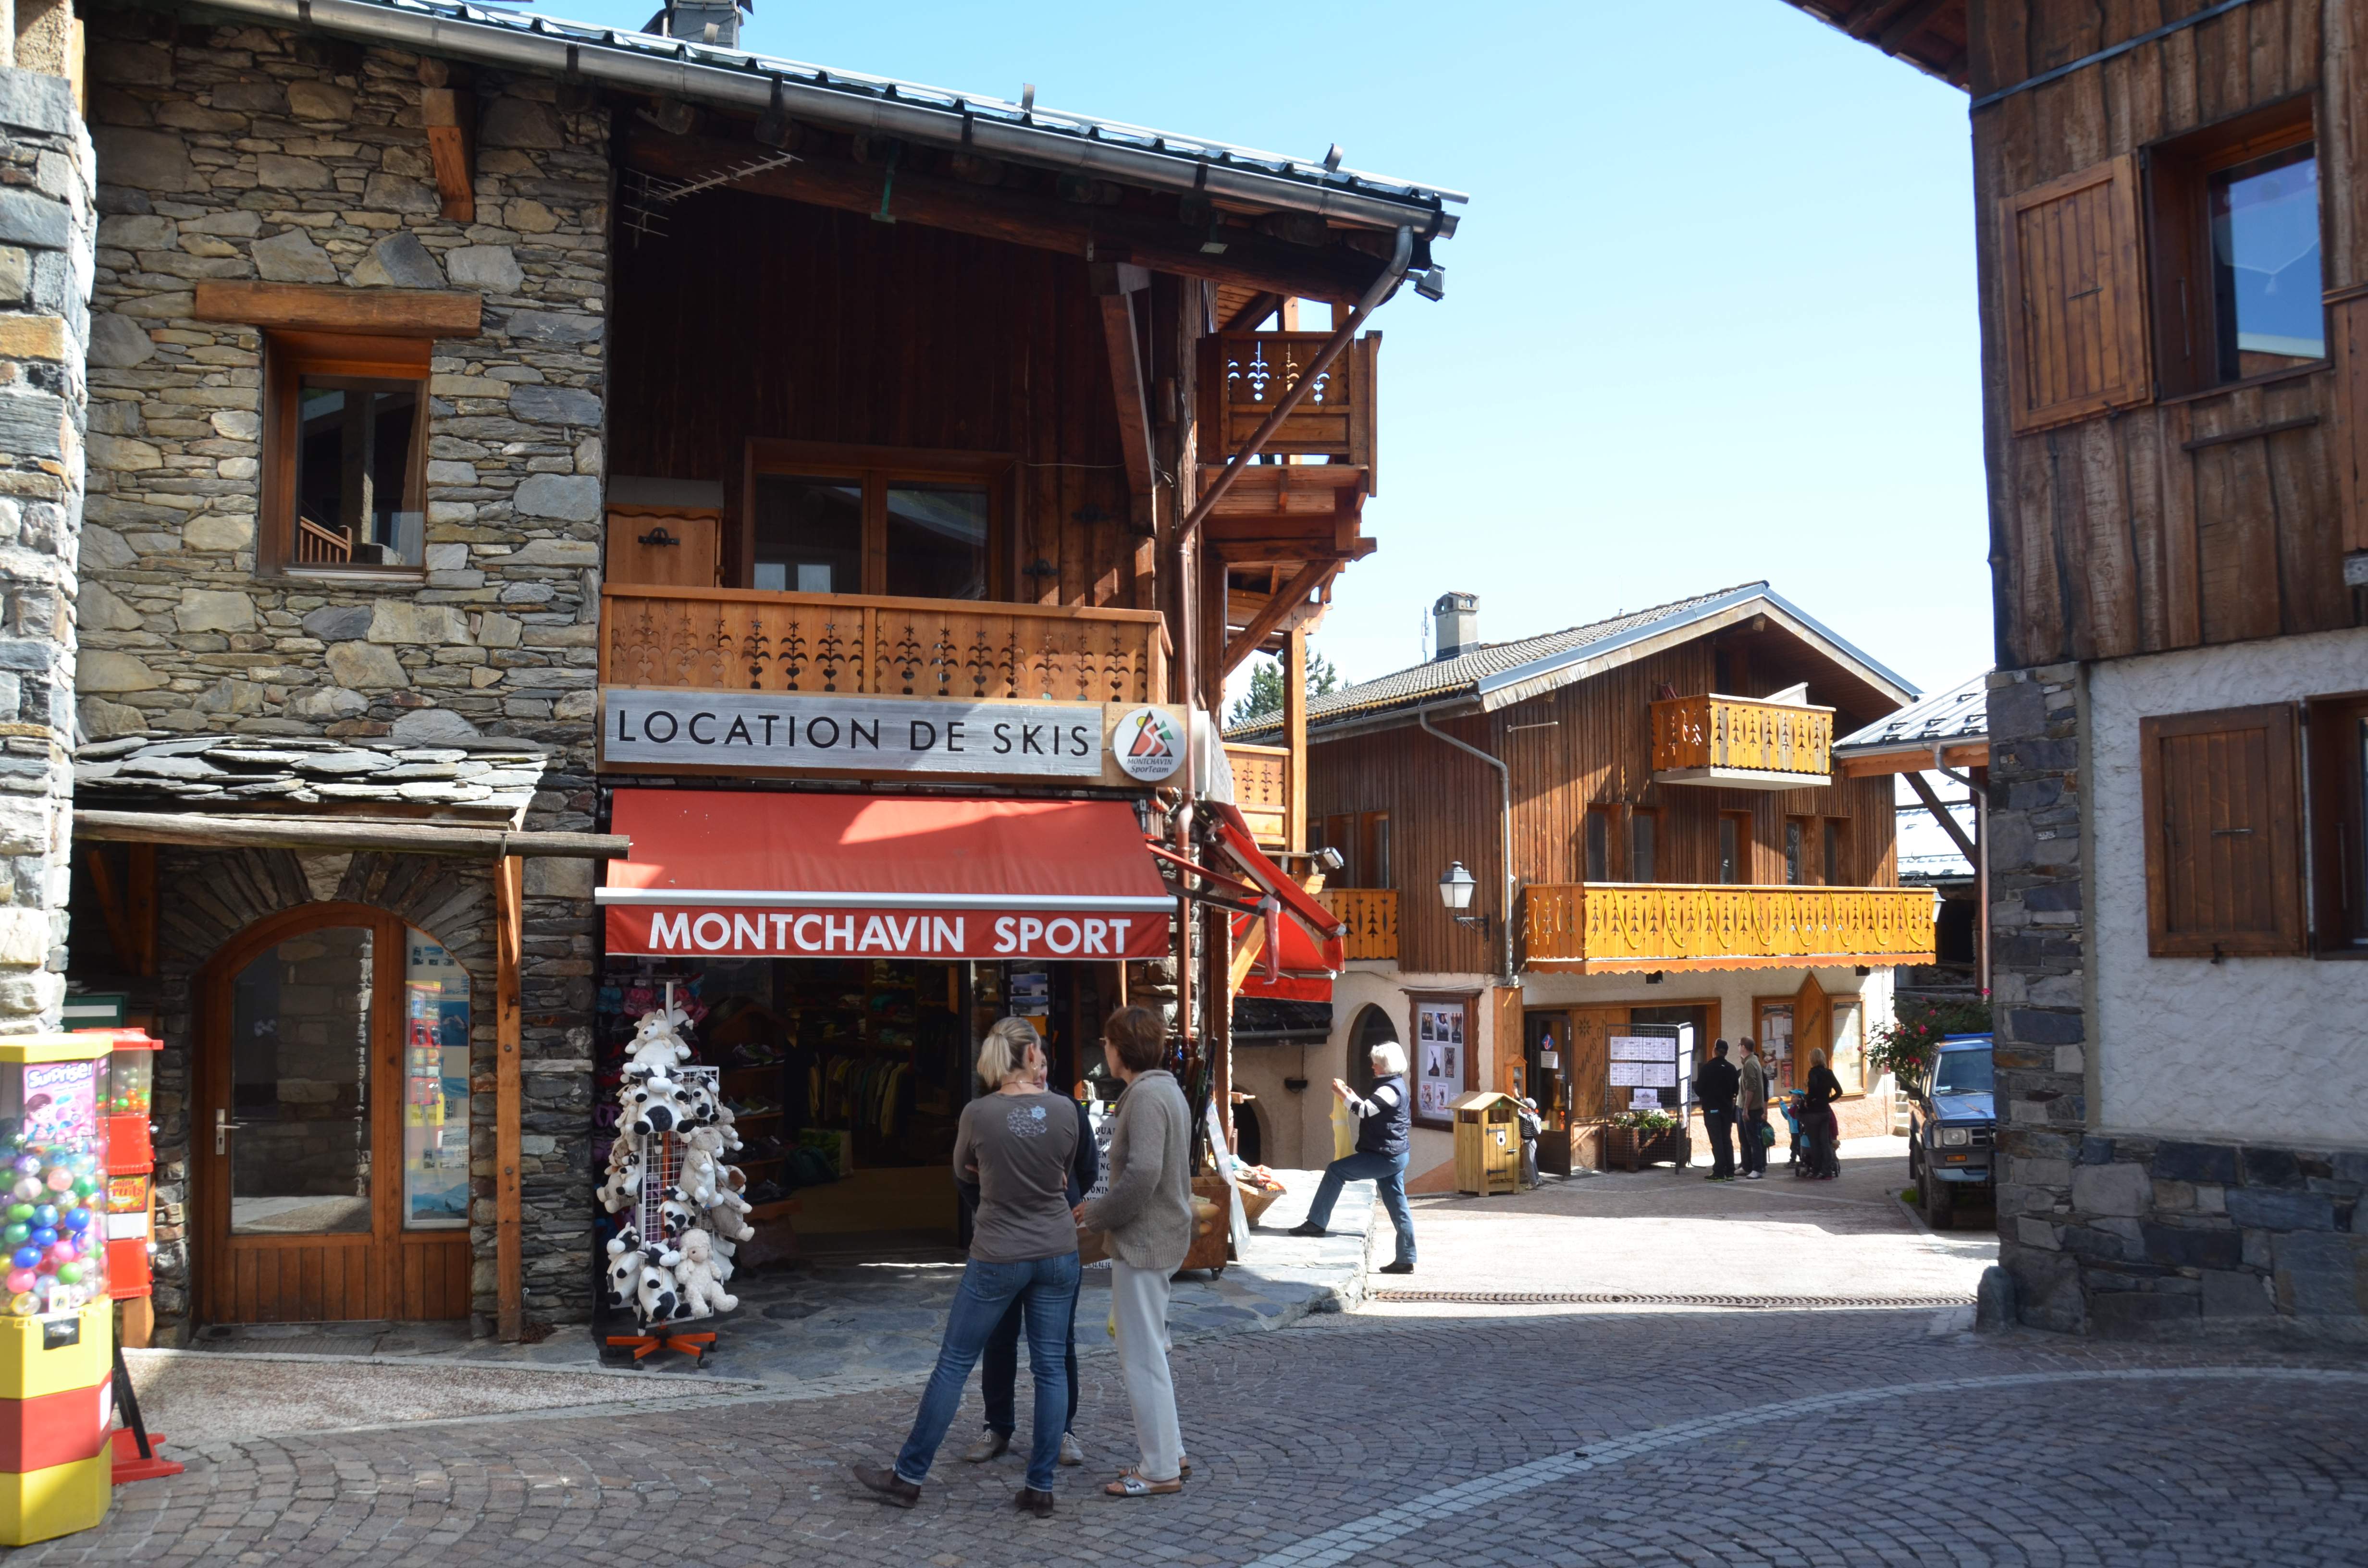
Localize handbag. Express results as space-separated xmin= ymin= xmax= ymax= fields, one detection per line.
xmin=1758 ymin=1120 xmax=1776 ymax=1148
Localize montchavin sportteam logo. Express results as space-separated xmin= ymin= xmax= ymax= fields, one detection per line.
xmin=1112 ymin=706 xmax=1184 ymax=782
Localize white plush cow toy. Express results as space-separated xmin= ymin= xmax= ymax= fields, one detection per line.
xmin=603 ymin=1227 xmax=647 ymax=1312
xmin=597 ymin=1138 xmax=644 ymax=1213
xmin=623 ymin=1071 xmax=694 ymax=1138
xmin=634 ymin=1258 xmax=682 ymax=1324
xmin=625 ymin=1004 xmax=694 ymax=1074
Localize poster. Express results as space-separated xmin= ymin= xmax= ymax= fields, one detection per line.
xmin=1414 ymin=1001 xmax=1464 ymax=1125
xmin=1608 ymin=1059 xmax=1677 ymax=1088
xmin=1759 ymin=1005 xmax=1795 ymax=1092
xmin=1202 ymin=1100 xmax=1251 ymax=1255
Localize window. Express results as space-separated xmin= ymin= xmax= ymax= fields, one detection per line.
xmin=265 ymin=334 xmax=431 ymax=573
xmin=1830 ymin=1000 xmax=1864 ymax=1096
xmin=2147 ymin=99 xmax=2325 ymax=398
xmin=1717 ymin=813 xmax=1751 ymax=885
xmin=1363 ymin=812 xmax=1392 ymax=890
xmin=1584 ymin=807 xmax=1614 ymax=882
xmin=744 ymin=441 xmax=1007 ymax=598
xmin=1630 ymin=809 xmax=1658 ymax=884
xmin=1783 ymin=819 xmax=1807 ymax=885
xmin=2308 ymin=694 xmax=2368 ymax=952
xmin=1823 ymin=819 xmax=1845 ymax=887
xmin=2139 ymin=703 xmax=2304 ymax=956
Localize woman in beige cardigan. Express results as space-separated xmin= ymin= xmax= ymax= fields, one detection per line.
xmin=1075 ymin=1004 xmax=1192 ymax=1497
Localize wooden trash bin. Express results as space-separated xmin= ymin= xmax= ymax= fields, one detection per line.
xmin=1450 ymin=1091 xmax=1523 ymax=1196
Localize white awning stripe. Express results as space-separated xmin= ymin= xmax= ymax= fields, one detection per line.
xmin=595 ymin=888 xmax=1177 ymax=912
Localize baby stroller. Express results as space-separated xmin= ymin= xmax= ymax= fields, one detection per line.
xmin=1782 ymin=1089 xmax=1838 ymax=1179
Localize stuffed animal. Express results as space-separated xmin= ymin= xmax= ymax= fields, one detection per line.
xmin=706 ymin=1198 xmax=754 ymax=1243
xmin=671 ymin=1228 xmax=739 ymax=1318
xmin=711 ymin=1098 xmax=744 ymax=1154
xmin=679 ymin=1077 xmax=719 ymax=1128
xmin=603 ymin=1229 xmax=646 ymax=1311
xmin=623 ymin=1072 xmax=693 ymax=1138
xmin=677 ymin=1124 xmax=737 ymax=1208
xmin=625 ymin=1006 xmax=694 ymax=1074
xmin=597 ymin=1140 xmax=644 ymax=1213
xmin=658 ymin=1190 xmax=700 ymax=1241
xmin=634 ymin=1259 xmax=682 ymax=1324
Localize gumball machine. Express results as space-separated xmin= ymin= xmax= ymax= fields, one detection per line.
xmin=0 ymin=1035 xmax=114 ymax=1544
xmin=92 ymin=1032 xmax=157 ymax=1320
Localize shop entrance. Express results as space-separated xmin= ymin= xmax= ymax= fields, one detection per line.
xmin=196 ymin=905 xmax=472 ymax=1324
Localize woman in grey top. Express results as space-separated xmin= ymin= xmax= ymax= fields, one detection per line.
xmin=1075 ymin=1004 xmax=1193 ymax=1497
xmin=854 ymin=1017 xmax=1081 ymax=1519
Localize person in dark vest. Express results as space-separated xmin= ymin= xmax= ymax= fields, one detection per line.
xmin=1693 ymin=1040 xmax=1741 ymax=1182
xmin=1289 ymin=1041 xmax=1417 ymax=1274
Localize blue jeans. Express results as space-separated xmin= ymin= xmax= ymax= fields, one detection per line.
xmin=896 ymin=1251 xmax=1080 ymax=1493
xmin=1305 ymin=1150 xmax=1415 ymax=1266
xmin=982 ymin=1266 xmax=1082 ymax=1438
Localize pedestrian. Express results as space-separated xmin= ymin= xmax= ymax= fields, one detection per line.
xmin=1803 ymin=1046 xmax=1843 ymax=1179
xmin=958 ymin=1044 xmax=1099 ymax=1471
xmin=1287 ymin=1040 xmax=1417 ymax=1275
xmin=1736 ymin=1037 xmax=1769 ymax=1181
xmin=1073 ymin=1005 xmax=1193 ymax=1499
xmin=1516 ymin=1096 xmax=1544 ymax=1189
xmin=1693 ymin=1039 xmax=1740 ymax=1181
xmin=853 ymin=1017 xmax=1082 ymax=1519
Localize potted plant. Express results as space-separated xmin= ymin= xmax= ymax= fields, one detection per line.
xmin=1603 ymin=1108 xmax=1679 ymax=1172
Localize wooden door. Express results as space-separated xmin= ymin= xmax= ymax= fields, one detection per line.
xmin=198 ymin=904 xmax=471 ymax=1324
xmin=1792 ymin=971 xmax=1830 ymax=1079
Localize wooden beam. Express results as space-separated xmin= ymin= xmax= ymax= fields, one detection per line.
xmin=1283 ymin=625 xmax=1307 ymax=854
xmin=1095 ymin=272 xmax=1159 ymax=534
xmin=494 ymin=855 xmax=524 ymax=1342
xmin=193 ymin=280 xmax=483 ymax=338
xmin=1221 ymin=291 xmax=1284 ymax=334
xmin=1221 ymin=559 xmax=1326 ymax=678
xmin=1834 ymin=740 xmax=1989 ymax=778
xmin=82 ymin=849 xmax=135 ymax=969
xmin=621 ymin=127 xmax=1389 ymax=305
xmin=420 ymin=87 xmax=477 ymax=223
xmin=1903 ymin=770 xmax=1979 ymax=864
xmin=73 ymin=810 xmax=629 ymax=858
xmin=1875 ymin=0 xmax=1951 ymax=52
xmin=125 ymin=842 xmax=156 ymax=978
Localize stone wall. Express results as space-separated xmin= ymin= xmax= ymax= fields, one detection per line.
xmin=0 ymin=63 xmax=94 ymax=1032
xmin=1986 ymin=663 xmax=2368 ymax=1340
xmin=76 ymin=12 xmax=606 ymax=1330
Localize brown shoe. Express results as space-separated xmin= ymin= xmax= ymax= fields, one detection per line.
xmin=851 ymin=1463 xmax=920 ymax=1508
xmin=1016 ymin=1486 xmax=1056 ymax=1518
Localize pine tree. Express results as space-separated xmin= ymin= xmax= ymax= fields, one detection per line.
xmin=1227 ymin=650 xmax=1339 ymax=727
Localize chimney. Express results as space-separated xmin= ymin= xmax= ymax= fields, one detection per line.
xmin=1432 ymin=591 xmax=1478 ymax=662
xmin=661 ymin=0 xmax=742 ymax=47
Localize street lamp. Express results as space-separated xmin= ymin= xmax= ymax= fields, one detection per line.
xmin=1438 ymin=860 xmax=1489 ymax=939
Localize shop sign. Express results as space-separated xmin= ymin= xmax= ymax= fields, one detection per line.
xmin=600 ymin=689 xmax=1187 ymax=787
xmin=604 ymin=903 xmax=1171 ymax=961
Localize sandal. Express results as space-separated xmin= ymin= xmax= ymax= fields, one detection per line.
xmin=1104 ymin=1473 xmax=1184 ymax=1497
xmin=1119 ymin=1458 xmax=1191 ymax=1479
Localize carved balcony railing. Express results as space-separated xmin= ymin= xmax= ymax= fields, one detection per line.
xmin=1651 ymin=695 xmax=1835 ymax=787
xmin=1524 ymin=883 xmax=1934 ymax=974
xmin=1318 ymin=888 xmax=1399 ymax=962
xmin=599 ymin=586 xmax=1172 ymax=703
xmin=1225 ymin=742 xmax=1292 ymax=850
xmin=1197 ymin=330 xmax=1380 ymax=468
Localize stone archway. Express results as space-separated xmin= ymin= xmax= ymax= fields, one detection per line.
xmin=1347 ymin=1003 xmax=1398 ymax=1099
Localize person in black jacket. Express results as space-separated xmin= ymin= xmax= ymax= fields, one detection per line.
xmin=1693 ymin=1040 xmax=1742 ymax=1182
xmin=1801 ymin=1047 xmax=1843 ymax=1180
xmin=957 ymin=1049 xmax=1100 ymax=1469
xmin=1288 ymin=1041 xmax=1417 ymax=1274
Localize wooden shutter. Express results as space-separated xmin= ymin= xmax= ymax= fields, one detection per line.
xmin=2000 ymin=155 xmax=2153 ymax=433
xmin=2333 ymin=293 xmax=2368 ymax=559
xmin=2140 ymin=704 xmax=2304 ymax=956
xmin=1791 ymin=970 xmax=1830 ymax=1072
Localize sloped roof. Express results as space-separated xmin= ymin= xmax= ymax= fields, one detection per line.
xmin=1228 ymin=582 xmax=1917 ymax=743
xmin=74 ymin=735 xmax=548 ymax=826
xmin=1833 ymin=671 xmax=1988 ymax=759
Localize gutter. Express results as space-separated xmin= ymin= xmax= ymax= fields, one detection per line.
xmin=1417 ymin=707 xmax=1514 ymax=982
xmin=192 ymin=0 xmax=1462 ymax=235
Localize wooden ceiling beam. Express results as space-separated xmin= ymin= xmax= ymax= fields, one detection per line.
xmin=622 ymin=127 xmax=1389 ymax=304
xmin=1221 ymin=291 xmax=1284 ymax=334
xmin=1875 ymin=0 xmax=1952 ymax=54
xmin=1093 ymin=263 xmax=1159 ymax=534
xmin=1220 ymin=559 xmax=1328 ymax=678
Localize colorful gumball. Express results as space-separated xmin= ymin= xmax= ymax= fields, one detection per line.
xmin=0 ymin=1225 xmax=22 ymax=1249
xmin=62 ymin=1210 xmax=88 ymax=1233
xmin=31 ymin=1204 xmax=54 ymax=1226
xmin=28 ymin=1227 xmax=53 ymax=1250
xmin=43 ymin=1169 xmax=70 ymax=1193
xmin=12 ymin=1156 xmax=36 ymax=1177
xmin=5 ymin=1204 xmax=27 ymax=1223
xmin=3 ymin=1269 xmax=27 ymax=1293
xmin=47 ymin=1241 xmax=73 ymax=1264
xmin=11 ymin=1179 xmax=41 ymax=1204
xmin=55 ymin=1262 xmax=81 ymax=1285
xmin=9 ymin=1246 xmax=35 ymax=1271
xmin=71 ymin=1177 xmax=96 ymax=1200
xmin=8 ymin=1293 xmax=33 ymax=1316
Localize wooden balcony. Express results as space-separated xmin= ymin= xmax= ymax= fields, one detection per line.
xmin=1319 ymin=888 xmax=1399 ymax=961
xmin=1226 ymin=742 xmax=1291 ymax=850
xmin=1524 ymin=883 xmax=1934 ymax=974
xmin=1195 ymin=329 xmax=1380 ymax=569
xmin=598 ymin=585 xmax=1171 ymax=702
xmin=1650 ymin=695 xmax=1835 ymax=790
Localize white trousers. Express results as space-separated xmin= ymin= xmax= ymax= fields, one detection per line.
xmin=1108 ymin=1259 xmax=1183 ymax=1482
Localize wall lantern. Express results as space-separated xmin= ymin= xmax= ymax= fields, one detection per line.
xmin=1438 ymin=860 xmax=1490 ymax=938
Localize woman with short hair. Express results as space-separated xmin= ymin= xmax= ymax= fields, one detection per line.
xmin=1289 ymin=1039 xmax=1417 ymax=1274
xmin=854 ymin=1017 xmax=1081 ymax=1519
xmin=1075 ymin=1004 xmax=1193 ymax=1498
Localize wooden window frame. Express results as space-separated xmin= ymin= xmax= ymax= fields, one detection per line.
xmin=1783 ymin=817 xmax=1810 ymax=886
xmin=1583 ymin=804 xmax=1618 ymax=883
xmin=261 ymin=331 xmax=433 ymax=581
xmin=1822 ymin=816 xmax=1848 ymax=887
xmin=1361 ymin=810 xmax=1391 ymax=891
xmin=1402 ymin=989 xmax=1479 ymax=1132
xmin=2306 ymin=691 xmax=2368 ymax=956
xmin=1717 ymin=811 xmax=1753 ymax=886
xmin=2139 ymin=702 xmax=2306 ymax=957
xmin=741 ymin=438 xmax=1017 ymax=599
xmin=1630 ymin=808 xmax=1659 ymax=885
xmin=2145 ymin=95 xmax=2325 ymax=401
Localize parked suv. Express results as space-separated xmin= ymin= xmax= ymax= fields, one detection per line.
xmin=1907 ymin=1032 xmax=1994 ymax=1229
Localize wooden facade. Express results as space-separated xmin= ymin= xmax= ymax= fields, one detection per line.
xmin=1304 ymin=632 xmax=1904 ymax=976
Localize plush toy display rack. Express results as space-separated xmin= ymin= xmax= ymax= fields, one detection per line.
xmin=598 ymin=987 xmax=747 ymax=1368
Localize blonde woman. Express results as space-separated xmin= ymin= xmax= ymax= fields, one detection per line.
xmin=855 ymin=1018 xmax=1080 ymax=1519
xmin=1288 ymin=1039 xmax=1417 ymax=1275
xmin=1802 ymin=1046 xmax=1843 ymax=1180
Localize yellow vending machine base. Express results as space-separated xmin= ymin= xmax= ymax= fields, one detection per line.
xmin=0 ymin=1448 xmax=110 ymax=1545
xmin=0 ymin=1303 xmax=112 ymax=1402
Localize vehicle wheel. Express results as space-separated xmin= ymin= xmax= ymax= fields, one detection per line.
xmin=1907 ymin=1140 xmax=1923 ymax=1181
xmin=1923 ymin=1173 xmax=1955 ymax=1230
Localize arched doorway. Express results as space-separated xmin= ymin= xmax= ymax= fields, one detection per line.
xmin=1234 ymin=1099 xmax=1264 ymax=1166
xmin=196 ymin=903 xmax=474 ymax=1323
xmin=1347 ymin=1004 xmax=1398 ymax=1098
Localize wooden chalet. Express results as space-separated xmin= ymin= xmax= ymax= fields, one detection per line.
xmin=1225 ymin=584 xmax=1936 ymax=1183
xmin=1781 ymin=0 xmax=2368 ymax=1340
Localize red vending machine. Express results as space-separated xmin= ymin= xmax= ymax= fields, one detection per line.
xmin=91 ymin=1032 xmax=157 ymax=1333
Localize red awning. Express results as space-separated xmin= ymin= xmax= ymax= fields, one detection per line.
xmin=1208 ymin=803 xmax=1345 ymax=999
xmin=601 ymin=791 xmax=1172 ymax=961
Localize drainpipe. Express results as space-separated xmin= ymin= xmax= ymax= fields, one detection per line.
xmin=1177 ymin=225 xmax=1413 ymax=545
xmin=1418 ymin=707 xmax=1514 ymax=981
xmin=1932 ymin=744 xmax=1987 ymax=998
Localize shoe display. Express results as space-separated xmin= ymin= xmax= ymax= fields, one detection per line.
xmin=1059 ymin=1432 xmax=1085 ymax=1467
xmin=962 ymin=1429 xmax=1010 ymax=1463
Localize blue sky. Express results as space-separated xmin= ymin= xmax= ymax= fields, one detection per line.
xmin=556 ymin=0 xmax=1989 ymax=699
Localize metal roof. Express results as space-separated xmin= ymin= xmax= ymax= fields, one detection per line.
xmin=1833 ymin=671 xmax=1988 ymax=759
xmin=1228 ymin=582 xmax=1919 ymax=743
xmin=201 ymin=0 xmax=1465 ymax=234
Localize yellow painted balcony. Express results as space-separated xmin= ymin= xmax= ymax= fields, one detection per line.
xmin=1225 ymin=742 xmax=1291 ymax=850
xmin=1651 ymin=695 xmax=1834 ymax=790
xmin=1524 ymin=883 xmax=1934 ymax=974
xmin=598 ymin=585 xmax=1171 ymax=702
xmin=1319 ymin=888 xmax=1399 ymax=961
